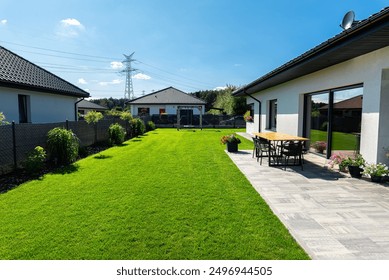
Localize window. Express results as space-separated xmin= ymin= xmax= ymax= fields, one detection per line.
xmin=268 ymin=99 xmax=277 ymax=130
xmin=137 ymin=107 xmax=150 ymax=116
xmin=18 ymin=94 xmax=30 ymax=123
xmin=304 ymin=84 xmax=363 ymax=158
xmin=159 ymin=108 xmax=166 ymax=115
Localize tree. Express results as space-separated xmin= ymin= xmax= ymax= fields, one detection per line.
xmin=0 ymin=112 xmax=10 ymax=125
xmin=84 ymin=111 xmax=104 ymax=143
xmin=190 ymin=85 xmax=248 ymax=115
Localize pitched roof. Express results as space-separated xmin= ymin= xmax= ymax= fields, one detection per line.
xmin=77 ymin=100 xmax=108 ymax=110
xmin=128 ymin=87 xmax=206 ymax=105
xmin=0 ymin=46 xmax=89 ymax=98
xmin=234 ymin=7 xmax=389 ymax=96
xmin=320 ymin=95 xmax=363 ymax=110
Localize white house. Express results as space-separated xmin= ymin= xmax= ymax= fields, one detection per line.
xmin=234 ymin=7 xmax=389 ymax=164
xmin=77 ymin=99 xmax=108 ymax=118
xmin=0 ymin=46 xmax=90 ymax=124
xmin=128 ymin=87 xmax=206 ymax=126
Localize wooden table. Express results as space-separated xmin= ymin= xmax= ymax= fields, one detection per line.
xmin=253 ymin=132 xmax=309 ymax=167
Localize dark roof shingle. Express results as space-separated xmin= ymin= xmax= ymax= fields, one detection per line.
xmin=128 ymin=87 xmax=206 ymax=105
xmin=0 ymin=46 xmax=89 ymax=98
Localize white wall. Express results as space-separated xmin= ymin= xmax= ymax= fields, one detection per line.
xmin=249 ymin=46 xmax=389 ymax=163
xmin=0 ymin=87 xmax=78 ymax=123
xmin=131 ymin=104 xmax=205 ymax=115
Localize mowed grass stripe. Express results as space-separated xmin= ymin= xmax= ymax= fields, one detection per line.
xmin=0 ymin=129 xmax=309 ymax=259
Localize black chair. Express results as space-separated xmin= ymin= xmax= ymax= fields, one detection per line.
xmin=253 ymin=137 xmax=270 ymax=165
xmin=281 ymin=141 xmax=304 ymax=170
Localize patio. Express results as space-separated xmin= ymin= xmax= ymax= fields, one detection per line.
xmin=229 ymin=135 xmax=389 ymax=259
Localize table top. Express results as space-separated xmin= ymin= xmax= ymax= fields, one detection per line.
xmin=253 ymin=132 xmax=309 ymax=141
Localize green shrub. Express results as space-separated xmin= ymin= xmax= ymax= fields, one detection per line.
xmin=108 ymin=123 xmax=126 ymax=145
xmin=0 ymin=112 xmax=10 ymax=125
xmin=120 ymin=111 xmax=133 ymax=122
xmin=146 ymin=121 xmax=156 ymax=131
xmin=24 ymin=146 xmax=46 ymax=175
xmin=84 ymin=111 xmax=104 ymax=124
xmin=130 ymin=118 xmax=145 ymax=137
xmin=47 ymin=127 xmax=79 ymax=166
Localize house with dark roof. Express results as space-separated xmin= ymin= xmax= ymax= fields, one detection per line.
xmin=128 ymin=87 xmax=206 ymax=126
xmin=77 ymin=99 xmax=108 ymax=118
xmin=0 ymin=46 xmax=90 ymax=123
xmin=234 ymin=7 xmax=389 ymax=164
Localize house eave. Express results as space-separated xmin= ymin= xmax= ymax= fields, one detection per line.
xmin=0 ymin=81 xmax=90 ymax=98
xmin=234 ymin=7 xmax=389 ymax=96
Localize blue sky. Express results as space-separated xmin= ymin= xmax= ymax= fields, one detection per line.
xmin=0 ymin=0 xmax=387 ymax=99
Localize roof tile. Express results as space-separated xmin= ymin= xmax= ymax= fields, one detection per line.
xmin=0 ymin=46 xmax=89 ymax=98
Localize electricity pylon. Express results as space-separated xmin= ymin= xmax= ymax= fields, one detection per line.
xmin=122 ymin=52 xmax=137 ymax=100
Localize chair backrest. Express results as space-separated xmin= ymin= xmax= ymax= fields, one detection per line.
xmin=286 ymin=141 xmax=303 ymax=155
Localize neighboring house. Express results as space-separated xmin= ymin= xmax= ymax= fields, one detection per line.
xmin=77 ymin=99 xmax=109 ymax=117
xmin=128 ymin=87 xmax=206 ymax=126
xmin=0 ymin=46 xmax=90 ymax=124
xmin=234 ymin=7 xmax=389 ymax=164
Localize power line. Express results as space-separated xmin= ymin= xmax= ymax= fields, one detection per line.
xmin=0 ymin=40 xmax=120 ymax=61
xmin=1 ymin=40 xmax=220 ymax=91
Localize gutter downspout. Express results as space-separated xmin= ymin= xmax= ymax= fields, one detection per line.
xmin=74 ymin=98 xmax=85 ymax=121
xmin=244 ymin=90 xmax=261 ymax=132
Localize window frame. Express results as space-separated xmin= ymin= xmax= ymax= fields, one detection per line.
xmin=268 ymin=99 xmax=277 ymax=131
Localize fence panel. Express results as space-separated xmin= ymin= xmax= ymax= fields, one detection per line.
xmin=0 ymin=125 xmax=14 ymax=174
xmin=14 ymin=122 xmax=64 ymax=169
xmin=0 ymin=119 xmax=129 ymax=175
xmin=68 ymin=121 xmax=95 ymax=147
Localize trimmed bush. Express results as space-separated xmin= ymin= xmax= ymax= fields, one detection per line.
xmin=120 ymin=111 xmax=133 ymax=122
xmin=24 ymin=146 xmax=46 ymax=175
xmin=84 ymin=111 xmax=103 ymax=124
xmin=130 ymin=118 xmax=145 ymax=137
xmin=47 ymin=127 xmax=79 ymax=166
xmin=146 ymin=121 xmax=156 ymax=131
xmin=108 ymin=123 xmax=126 ymax=145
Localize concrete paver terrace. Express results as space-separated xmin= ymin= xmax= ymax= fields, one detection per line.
xmin=227 ymin=149 xmax=389 ymax=260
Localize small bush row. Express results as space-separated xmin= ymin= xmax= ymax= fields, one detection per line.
xmin=23 ymin=115 xmax=156 ymax=174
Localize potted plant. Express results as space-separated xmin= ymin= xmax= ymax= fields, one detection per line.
xmin=312 ymin=141 xmax=327 ymax=154
xmin=221 ymin=133 xmax=241 ymax=152
xmin=328 ymin=152 xmax=348 ymax=172
xmin=363 ymin=163 xmax=389 ymax=183
xmin=244 ymin=111 xmax=253 ymax=122
xmin=343 ymin=154 xmax=365 ymax=178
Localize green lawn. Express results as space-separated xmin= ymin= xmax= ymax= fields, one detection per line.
xmin=0 ymin=129 xmax=309 ymax=260
xmin=310 ymin=129 xmax=358 ymax=150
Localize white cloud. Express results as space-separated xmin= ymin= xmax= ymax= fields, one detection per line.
xmin=0 ymin=19 xmax=7 ymax=25
xmin=78 ymin=78 xmax=87 ymax=85
xmin=133 ymin=73 xmax=151 ymax=80
xmin=110 ymin=61 xmax=123 ymax=69
xmin=57 ymin=18 xmax=85 ymax=38
xmin=61 ymin=18 xmax=83 ymax=27
xmin=214 ymin=86 xmax=227 ymax=91
xmin=99 ymin=79 xmax=123 ymax=86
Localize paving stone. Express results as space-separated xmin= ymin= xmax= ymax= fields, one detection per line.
xmin=227 ymin=147 xmax=389 ymax=260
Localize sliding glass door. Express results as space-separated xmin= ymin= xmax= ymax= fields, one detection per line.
xmin=331 ymin=87 xmax=363 ymax=157
xmin=305 ymin=92 xmax=329 ymax=155
xmin=304 ymin=85 xmax=363 ymax=158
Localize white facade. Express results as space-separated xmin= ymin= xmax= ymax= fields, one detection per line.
xmin=248 ymin=46 xmax=389 ymax=164
xmin=131 ymin=104 xmax=205 ymax=116
xmin=0 ymin=87 xmax=78 ymax=123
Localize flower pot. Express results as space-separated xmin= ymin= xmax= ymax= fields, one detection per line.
xmin=348 ymin=165 xmax=363 ymax=178
xmin=227 ymin=142 xmax=238 ymax=153
xmin=371 ymin=175 xmax=383 ymax=183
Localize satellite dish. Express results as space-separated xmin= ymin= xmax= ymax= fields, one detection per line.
xmin=340 ymin=11 xmax=358 ymax=30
